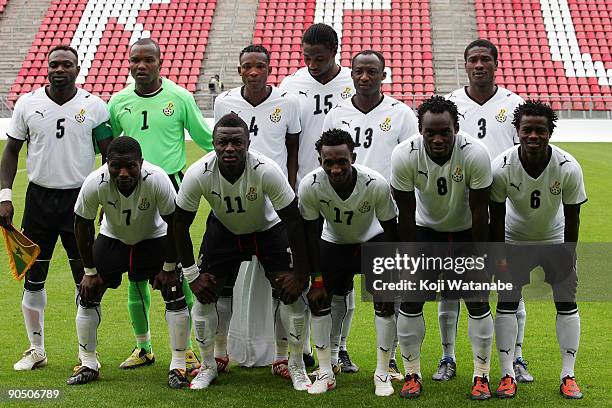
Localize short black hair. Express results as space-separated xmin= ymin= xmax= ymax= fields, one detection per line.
xmin=48 ymin=45 xmax=79 ymax=61
xmin=213 ymin=113 xmax=249 ymax=138
xmin=107 ymin=136 xmax=142 ymax=159
xmin=512 ymin=100 xmax=558 ymax=134
xmin=417 ymin=96 xmax=460 ymax=130
xmin=315 ymin=128 xmax=355 ymax=153
xmin=239 ymin=44 xmax=270 ymax=64
xmin=351 ymin=49 xmax=386 ymax=70
xmin=464 ymin=39 xmax=498 ymax=63
xmin=302 ymin=23 xmax=338 ymax=51
xmin=130 ymin=38 xmax=161 ymax=58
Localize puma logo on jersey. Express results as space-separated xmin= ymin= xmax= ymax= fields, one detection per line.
xmin=142 ymin=170 xmax=153 ymax=181
xmin=366 ymin=175 xmax=376 ymax=186
xmin=391 ymin=102 xmax=400 ymax=107
xmin=211 ymin=191 xmax=221 ymax=199
xmin=559 ymin=156 xmax=571 ymax=166
xmin=107 ymin=200 xmax=118 ymax=208
xmin=499 ymin=348 xmax=511 ymax=355
xmin=203 ymin=162 xmax=212 ymax=175
xmin=124 ymin=107 xmax=132 ymax=114
xmin=417 ymin=170 xmax=428 ymax=179
xmin=409 ymin=141 xmax=418 ymax=153
xmin=477 ymin=355 xmax=488 ymax=363
xmin=566 ymin=349 xmax=576 ymax=357
xmin=298 ymin=90 xmax=309 ymax=97
xmin=502 ymin=156 xmax=511 ymax=168
xmin=510 ymin=182 xmax=521 ymax=191
xmin=460 ymin=139 xmax=472 ymax=150
xmin=341 ymin=120 xmax=352 ymax=127
xmin=311 ymin=174 xmax=320 ymax=185
xmin=281 ymin=92 xmax=287 ymax=97
xmin=253 ymin=159 xmax=265 ymax=170
xmin=35 ymin=110 xmax=45 ymax=118
xmin=99 ymin=174 xmax=109 ymax=185
xmin=319 ymin=199 xmax=331 ymax=206
xmin=230 ymin=109 xmax=242 ymax=115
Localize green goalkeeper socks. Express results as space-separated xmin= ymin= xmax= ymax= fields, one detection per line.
xmin=182 ymin=277 xmax=195 ymax=349
xmin=128 ymin=280 xmax=152 ymax=353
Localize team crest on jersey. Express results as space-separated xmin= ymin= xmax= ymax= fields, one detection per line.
xmin=379 ymin=117 xmax=392 ymax=131
xmin=246 ymin=187 xmax=257 ymax=201
xmin=75 ymin=108 xmax=86 ymax=123
xmin=163 ymin=102 xmax=175 ymax=116
xmin=270 ymin=108 xmax=281 ymax=123
xmin=340 ymin=87 xmax=352 ymax=99
xmin=358 ymin=201 xmax=371 ymax=213
xmin=495 ymin=108 xmax=508 ymax=123
xmin=451 ymin=166 xmax=464 ymax=182
xmin=550 ymin=181 xmax=561 ymax=195
xmin=138 ymin=197 xmax=150 ymax=210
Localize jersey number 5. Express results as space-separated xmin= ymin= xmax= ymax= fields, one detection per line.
xmin=56 ymin=118 xmax=65 ymax=139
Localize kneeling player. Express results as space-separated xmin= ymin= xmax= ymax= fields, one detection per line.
xmin=490 ymin=101 xmax=586 ymax=399
xmin=174 ymin=113 xmax=312 ymax=391
xmin=391 ymin=96 xmax=494 ymax=400
xmin=70 ymin=137 xmax=190 ymax=388
xmin=299 ymin=129 xmax=398 ymax=395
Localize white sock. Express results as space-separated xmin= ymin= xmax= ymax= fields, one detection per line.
xmin=375 ymin=315 xmax=395 ymax=374
xmin=557 ymin=310 xmax=580 ymax=380
xmin=515 ymin=298 xmax=526 ymax=360
xmin=214 ymin=296 xmax=232 ymax=359
xmin=468 ymin=311 xmax=493 ymax=380
xmin=273 ymin=298 xmax=289 ymax=361
xmin=76 ymin=304 xmax=101 ymax=369
xmin=302 ymin=309 xmax=312 ymax=355
xmin=192 ymin=301 xmax=218 ymax=368
xmin=438 ymin=298 xmax=459 ymax=361
xmin=495 ymin=308 xmax=518 ymax=378
xmin=22 ymin=289 xmax=47 ymax=354
xmin=330 ymin=294 xmax=347 ymax=363
xmin=397 ymin=311 xmax=425 ymax=377
xmin=311 ymin=314 xmax=332 ymax=374
xmin=339 ymin=289 xmax=355 ymax=351
xmin=280 ymin=297 xmax=307 ymax=368
xmin=166 ymin=308 xmax=189 ymax=371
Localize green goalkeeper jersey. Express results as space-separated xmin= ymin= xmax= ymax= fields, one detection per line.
xmin=108 ymin=78 xmax=213 ymax=175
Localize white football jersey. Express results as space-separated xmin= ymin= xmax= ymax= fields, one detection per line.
xmin=279 ymin=66 xmax=354 ymax=183
xmin=298 ymin=164 xmax=396 ymax=244
xmin=491 ymin=145 xmax=587 ymax=243
xmin=391 ymin=131 xmax=492 ymax=232
xmin=177 ymin=150 xmax=295 ymax=234
xmin=214 ymin=86 xmax=301 ymax=175
xmin=322 ymin=95 xmax=418 ymax=181
xmin=446 ymin=86 xmax=524 ymax=160
xmin=75 ymin=161 xmax=176 ymax=245
xmin=7 ymin=87 xmax=110 ymax=189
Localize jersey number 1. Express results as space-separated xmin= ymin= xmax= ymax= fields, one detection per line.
xmin=141 ymin=111 xmax=149 ymax=130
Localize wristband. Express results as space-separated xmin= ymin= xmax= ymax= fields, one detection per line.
xmin=84 ymin=267 xmax=98 ymax=276
xmin=162 ymin=262 xmax=176 ymax=272
xmin=0 ymin=188 xmax=12 ymax=202
xmin=182 ymin=263 xmax=200 ymax=283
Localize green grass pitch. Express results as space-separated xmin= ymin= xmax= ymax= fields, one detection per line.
xmin=0 ymin=141 xmax=611 ymax=407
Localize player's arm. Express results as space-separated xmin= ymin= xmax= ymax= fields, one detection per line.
xmin=0 ymin=137 xmax=24 ymax=228
xmin=74 ymin=214 xmax=103 ymax=303
xmin=392 ymin=188 xmax=416 ymax=242
xmin=286 ymin=132 xmax=299 ymax=190
xmin=469 ymin=186 xmax=490 ymax=242
xmin=564 ymin=204 xmax=581 ymax=244
xmin=489 ymin=201 xmax=506 ymax=242
xmin=151 ymin=212 xmax=181 ymax=299
xmin=184 ymin=95 xmax=213 ymax=152
xmin=173 ymin=205 xmax=197 ymax=269
xmin=380 ymin=217 xmax=398 ymax=242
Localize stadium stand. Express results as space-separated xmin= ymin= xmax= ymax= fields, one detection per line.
xmin=252 ymin=0 xmax=435 ymax=107
xmin=8 ymin=0 xmax=216 ymax=104
xmin=474 ymin=0 xmax=612 ymax=111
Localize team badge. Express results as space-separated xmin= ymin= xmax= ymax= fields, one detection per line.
xmin=270 ymin=108 xmax=281 ymax=123
xmin=75 ymin=108 xmax=86 ymax=123
xmin=379 ymin=117 xmax=391 ymax=131
xmin=138 ymin=197 xmax=150 ymax=210
xmin=340 ymin=87 xmax=352 ymax=99
xmin=163 ymin=102 xmax=175 ymax=116
xmin=451 ymin=166 xmax=464 ymax=182
xmin=550 ymin=181 xmax=561 ymax=195
xmin=495 ymin=108 xmax=508 ymax=123
xmin=358 ymin=201 xmax=371 ymax=213
xmin=246 ymin=187 xmax=257 ymax=201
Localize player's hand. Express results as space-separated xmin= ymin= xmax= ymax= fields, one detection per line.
xmin=189 ymin=272 xmax=218 ymax=304
xmin=152 ymin=270 xmax=182 ymax=301
xmin=307 ymin=285 xmax=328 ymax=311
xmin=79 ymin=274 xmax=104 ymax=304
xmin=97 ymin=207 xmax=105 ymax=226
xmin=276 ymin=272 xmax=305 ymax=304
xmin=0 ymin=201 xmax=14 ymax=229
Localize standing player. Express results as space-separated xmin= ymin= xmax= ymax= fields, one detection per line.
xmin=69 ymin=136 xmax=190 ymax=388
xmin=299 ymin=129 xmax=398 ymax=396
xmin=108 ymin=38 xmax=212 ymax=371
xmin=490 ymin=101 xmax=586 ymax=399
xmin=322 ymin=49 xmax=417 ymax=376
xmin=391 ymin=96 xmax=494 ymax=400
xmin=440 ymin=38 xmax=529 ymax=383
xmin=280 ymin=23 xmax=358 ymax=373
xmin=174 ymin=113 xmax=312 ymax=391
xmin=212 ymin=44 xmax=301 ymax=373
xmin=0 ymin=45 xmax=112 ymax=371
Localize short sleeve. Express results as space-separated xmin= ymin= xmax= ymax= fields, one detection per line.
xmin=562 ymin=161 xmax=587 ymax=205
xmin=285 ymin=94 xmax=302 ymax=134
xmin=74 ymin=174 xmax=101 ymax=220
xmin=321 ymin=106 xmax=337 ymax=133
xmin=490 ymin=162 xmax=508 ymax=203
xmin=399 ymin=106 xmax=418 ymax=143
xmin=182 ymin=93 xmax=213 ymax=153
xmin=262 ymin=161 xmax=295 ymax=210
xmin=155 ymin=173 xmax=178 ymax=216
xmin=6 ymin=95 xmax=28 ymax=140
xmin=297 ymin=175 xmax=321 ymax=220
xmin=108 ymin=96 xmax=124 ymax=137
xmin=390 ymin=144 xmax=415 ymax=192
xmin=213 ymin=94 xmax=228 ymax=124
xmin=176 ymin=163 xmax=204 ymax=212
xmin=374 ymin=178 xmax=397 ymax=222
xmin=466 ymin=143 xmax=493 ymax=190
